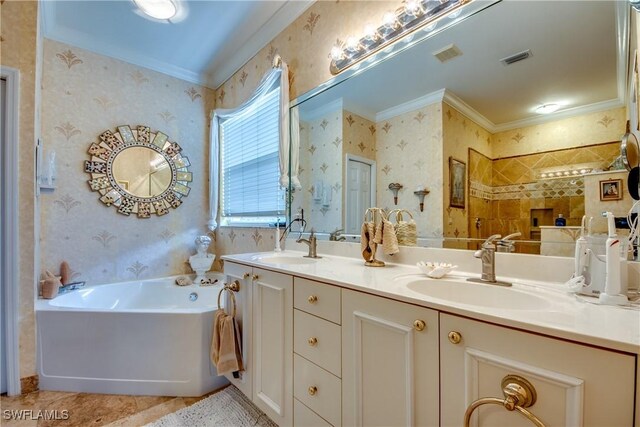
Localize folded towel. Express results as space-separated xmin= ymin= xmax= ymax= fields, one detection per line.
xmin=211 ymin=309 xmax=243 ymax=375
xmin=381 ymin=218 xmax=399 ymax=255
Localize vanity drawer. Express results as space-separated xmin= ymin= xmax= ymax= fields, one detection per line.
xmin=294 ymin=278 xmax=341 ymax=324
xmin=294 ymin=398 xmax=332 ymax=427
xmin=294 ymin=354 xmax=341 ymax=427
xmin=294 ymin=309 xmax=341 ymax=377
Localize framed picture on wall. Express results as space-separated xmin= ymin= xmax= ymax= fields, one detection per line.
xmin=449 ymin=157 xmax=466 ymax=209
xmin=600 ymin=179 xmax=622 ymax=201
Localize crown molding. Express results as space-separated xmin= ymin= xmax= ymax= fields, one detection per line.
xmin=299 ymin=98 xmax=343 ymax=122
xmin=209 ymin=0 xmax=314 ymax=89
xmin=375 ymin=89 xmax=445 ymax=122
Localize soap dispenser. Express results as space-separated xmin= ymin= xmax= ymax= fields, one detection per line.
xmin=598 ymin=212 xmax=628 ymax=305
xmin=555 ymin=214 xmax=566 ymax=226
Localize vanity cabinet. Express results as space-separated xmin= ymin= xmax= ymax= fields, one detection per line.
xmin=439 ymin=314 xmax=636 ymax=427
xmin=341 ymin=289 xmax=440 ymax=427
xmin=223 ymin=262 xmax=294 ymax=427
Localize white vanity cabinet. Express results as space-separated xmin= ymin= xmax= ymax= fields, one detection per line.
xmin=439 ymin=313 xmax=637 ymax=427
xmin=341 ymin=289 xmax=440 ymax=427
xmin=223 ymin=262 xmax=294 ymax=427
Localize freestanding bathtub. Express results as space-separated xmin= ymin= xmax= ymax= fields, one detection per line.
xmin=36 ymin=275 xmax=230 ymax=396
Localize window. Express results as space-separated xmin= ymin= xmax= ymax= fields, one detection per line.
xmin=220 ymin=87 xmax=284 ymax=226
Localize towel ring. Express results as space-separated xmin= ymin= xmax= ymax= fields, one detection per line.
xmin=463 ymin=375 xmax=546 ymax=427
xmin=217 ymin=281 xmax=239 ymax=318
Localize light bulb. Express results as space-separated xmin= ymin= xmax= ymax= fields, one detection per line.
xmin=346 ymin=36 xmax=360 ymax=52
xmin=330 ymin=45 xmax=344 ymax=62
xmin=540 ymin=173 xmax=547 ymax=178
xmin=404 ymin=0 xmax=423 ymax=16
xmin=364 ymin=24 xmax=378 ymax=40
xmin=133 ymin=0 xmax=178 ymax=20
xmin=383 ymin=11 xmax=397 ymax=29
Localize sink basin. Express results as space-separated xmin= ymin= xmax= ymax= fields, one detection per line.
xmin=404 ymin=279 xmax=551 ymax=310
xmin=254 ymin=255 xmax=319 ymax=265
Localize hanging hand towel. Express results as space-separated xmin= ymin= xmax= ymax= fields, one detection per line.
xmin=381 ymin=217 xmax=400 ymax=255
xmin=211 ymin=308 xmax=243 ymax=375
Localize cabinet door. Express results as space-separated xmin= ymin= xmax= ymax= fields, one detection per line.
xmin=222 ymin=262 xmax=253 ymax=398
xmin=342 ymin=289 xmax=439 ymax=427
xmin=440 ymin=313 xmax=636 ymax=427
xmin=252 ymin=268 xmax=293 ymax=427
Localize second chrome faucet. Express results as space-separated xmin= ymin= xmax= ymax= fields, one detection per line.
xmin=468 ymin=234 xmax=512 ymax=287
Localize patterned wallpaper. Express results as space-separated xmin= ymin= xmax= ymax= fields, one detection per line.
xmin=40 ymin=39 xmax=215 ymax=285
xmin=213 ymin=1 xmax=397 ymax=260
xmin=1 ymin=0 xmax=39 ymax=379
xmin=375 ymin=103 xmax=444 ymax=239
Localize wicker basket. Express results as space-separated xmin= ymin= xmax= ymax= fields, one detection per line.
xmin=388 ymin=209 xmax=417 ymax=246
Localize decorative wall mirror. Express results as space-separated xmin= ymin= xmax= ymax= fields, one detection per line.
xmin=84 ymin=125 xmax=192 ymax=217
xmin=290 ymin=0 xmax=636 ymax=258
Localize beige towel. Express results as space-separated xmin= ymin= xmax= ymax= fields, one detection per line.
xmin=381 ymin=218 xmax=399 ymax=255
xmin=211 ymin=309 xmax=243 ymax=375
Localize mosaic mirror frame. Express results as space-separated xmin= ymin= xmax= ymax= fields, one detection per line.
xmin=84 ymin=125 xmax=192 ymax=218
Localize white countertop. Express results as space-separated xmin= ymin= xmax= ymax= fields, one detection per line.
xmin=222 ymin=250 xmax=640 ymax=354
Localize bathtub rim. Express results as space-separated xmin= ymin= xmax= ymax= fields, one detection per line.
xmin=35 ymin=273 xmax=227 ymax=314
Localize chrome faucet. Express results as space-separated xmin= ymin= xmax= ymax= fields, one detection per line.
xmin=297 ymin=229 xmax=321 ymax=258
xmin=468 ymin=234 xmax=511 ymax=287
xmin=496 ymin=232 xmax=521 ymax=253
xmin=329 ymin=228 xmax=346 ymax=241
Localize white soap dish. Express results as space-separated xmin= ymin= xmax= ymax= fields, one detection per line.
xmin=416 ymin=261 xmax=457 ymax=279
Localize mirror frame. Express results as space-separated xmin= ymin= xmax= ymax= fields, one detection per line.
xmin=84 ymin=125 xmax=192 ymax=218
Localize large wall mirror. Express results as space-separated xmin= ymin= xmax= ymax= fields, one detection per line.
xmin=290 ymin=0 xmax=638 ymax=257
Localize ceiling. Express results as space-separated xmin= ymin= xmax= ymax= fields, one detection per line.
xmin=298 ymin=0 xmax=629 ymax=132
xmin=40 ymin=0 xmax=312 ymax=89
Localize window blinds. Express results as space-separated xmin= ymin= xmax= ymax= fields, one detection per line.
xmin=220 ymin=88 xmax=283 ymax=222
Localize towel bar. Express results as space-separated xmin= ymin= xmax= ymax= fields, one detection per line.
xmin=463 ymin=375 xmax=546 ymax=427
xmin=217 ymin=280 xmax=240 ymax=318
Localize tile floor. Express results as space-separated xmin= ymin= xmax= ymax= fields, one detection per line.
xmin=0 ymin=386 xmax=226 ymax=427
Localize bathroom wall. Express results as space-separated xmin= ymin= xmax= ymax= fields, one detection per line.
xmin=442 ymin=102 xmax=492 ymax=246
xmin=375 ymin=103 xmax=444 ymax=239
xmin=1 ymin=0 xmax=40 ymax=380
xmin=214 ymin=1 xmax=397 ymax=261
xmin=40 ymin=39 xmax=215 ymax=285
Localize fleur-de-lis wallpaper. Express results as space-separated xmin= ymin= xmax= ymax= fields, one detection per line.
xmin=41 ymin=39 xmax=215 ymax=289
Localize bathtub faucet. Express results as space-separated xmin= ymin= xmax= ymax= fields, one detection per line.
xmin=58 ymin=281 xmax=86 ymax=295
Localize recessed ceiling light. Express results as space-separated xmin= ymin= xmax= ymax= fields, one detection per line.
xmin=535 ymin=104 xmax=560 ymax=114
xmin=133 ymin=0 xmax=178 ymax=20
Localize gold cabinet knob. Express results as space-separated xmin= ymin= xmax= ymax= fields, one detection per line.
xmin=308 ymin=386 xmax=317 ymax=396
xmin=243 ymin=273 xmax=250 ymax=279
xmin=413 ymin=319 xmax=426 ymax=331
xmin=252 ymin=274 xmax=259 ymax=281
xmin=308 ymin=295 xmax=318 ymax=304
xmin=308 ymin=337 xmax=318 ymax=346
xmin=448 ymin=331 xmax=462 ymax=344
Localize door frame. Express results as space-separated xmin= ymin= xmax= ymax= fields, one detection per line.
xmin=1 ymin=66 xmax=21 ymax=395
xmin=344 ymin=154 xmax=376 ymax=234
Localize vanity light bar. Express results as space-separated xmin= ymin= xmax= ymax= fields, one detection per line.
xmin=330 ymin=0 xmax=471 ymax=75
xmin=538 ymin=168 xmax=593 ymax=180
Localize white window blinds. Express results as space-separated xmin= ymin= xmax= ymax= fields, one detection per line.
xmin=220 ymin=87 xmax=283 ymax=224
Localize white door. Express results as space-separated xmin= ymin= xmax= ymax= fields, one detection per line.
xmin=252 ymin=268 xmax=293 ymax=427
xmin=342 ymin=289 xmax=439 ymax=427
xmin=0 ymin=77 xmax=6 ymax=394
xmin=345 ymin=158 xmax=374 ymax=235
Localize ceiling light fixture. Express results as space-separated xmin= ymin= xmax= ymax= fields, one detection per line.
xmin=133 ymin=0 xmax=179 ymax=21
xmin=329 ymin=0 xmax=472 ymax=75
xmin=535 ymin=104 xmax=560 ymax=114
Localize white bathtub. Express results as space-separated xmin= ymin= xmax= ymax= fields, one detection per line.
xmin=36 ymin=275 xmax=230 ymax=396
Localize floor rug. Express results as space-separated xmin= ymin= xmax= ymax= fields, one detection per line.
xmin=146 ymin=385 xmax=278 ymax=427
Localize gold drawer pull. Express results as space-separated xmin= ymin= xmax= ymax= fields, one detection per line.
xmin=252 ymin=274 xmax=259 ymax=281
xmin=413 ymin=319 xmax=426 ymax=331
xmin=308 ymin=337 xmax=318 ymax=346
xmin=464 ymin=375 xmax=545 ymax=427
xmin=308 ymin=386 xmax=317 ymax=396
xmin=448 ymin=331 xmax=462 ymax=344
xmin=242 ymin=273 xmax=250 ymax=279
xmin=308 ymin=295 xmax=318 ymax=304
